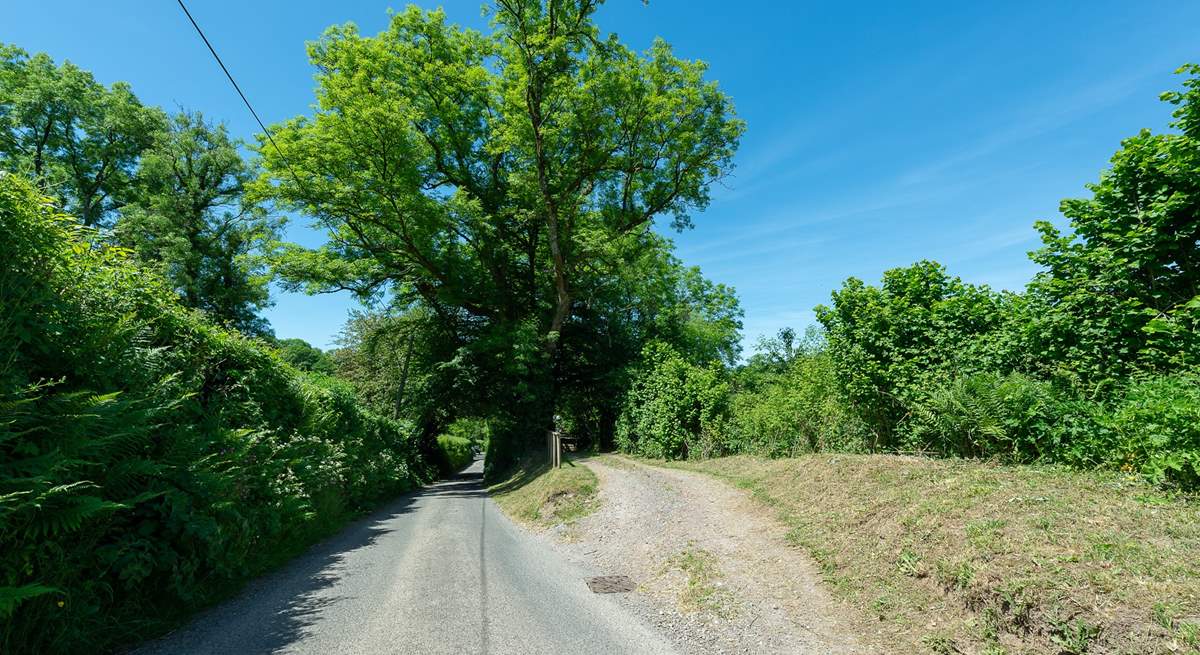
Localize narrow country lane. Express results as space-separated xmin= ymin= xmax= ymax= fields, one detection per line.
xmin=133 ymin=459 xmax=678 ymax=655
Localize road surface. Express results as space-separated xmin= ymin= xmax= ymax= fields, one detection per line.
xmin=135 ymin=459 xmax=677 ymax=655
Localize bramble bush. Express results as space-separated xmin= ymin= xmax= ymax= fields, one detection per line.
xmin=1084 ymin=372 xmax=1200 ymax=489
xmin=0 ymin=173 xmax=432 ymax=654
xmin=722 ymin=348 xmax=870 ymax=458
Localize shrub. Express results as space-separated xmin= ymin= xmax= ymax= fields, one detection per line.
xmin=724 ymin=352 xmax=869 ymax=457
xmin=815 ymin=262 xmax=1021 ymax=450
xmin=615 ymin=342 xmax=729 ymax=459
xmin=1086 ymin=372 xmax=1200 ymax=488
xmin=436 ymin=435 xmax=476 ymax=473
xmin=0 ymin=174 xmax=432 ymax=654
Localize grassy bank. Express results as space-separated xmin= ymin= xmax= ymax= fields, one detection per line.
xmin=665 ymin=454 xmax=1200 ymax=654
xmin=489 ymin=458 xmax=599 ymax=528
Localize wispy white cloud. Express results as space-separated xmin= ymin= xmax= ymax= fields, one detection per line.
xmin=941 ymin=223 xmax=1040 ymax=265
xmin=682 ymin=235 xmax=832 ymax=266
xmin=709 ymin=59 xmax=1163 ymax=244
xmin=894 ymin=65 xmax=1160 ymax=189
xmin=688 ymin=191 xmax=934 ymax=256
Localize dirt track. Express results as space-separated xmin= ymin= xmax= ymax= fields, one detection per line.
xmin=543 ymin=456 xmax=875 ymax=655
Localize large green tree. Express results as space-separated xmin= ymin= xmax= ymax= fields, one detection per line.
xmin=1028 ymin=64 xmax=1200 ymax=381
xmin=117 ymin=112 xmax=277 ymax=336
xmin=0 ymin=45 xmax=163 ymax=227
xmin=258 ymin=1 xmax=743 ymax=467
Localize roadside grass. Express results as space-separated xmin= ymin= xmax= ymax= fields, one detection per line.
xmin=489 ymin=456 xmax=599 ymax=528
xmin=594 ymin=452 xmax=640 ymax=470
xmin=658 ymin=454 xmax=1200 ymax=655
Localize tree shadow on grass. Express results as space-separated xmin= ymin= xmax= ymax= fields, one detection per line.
xmin=486 ymin=453 xmax=583 ymax=497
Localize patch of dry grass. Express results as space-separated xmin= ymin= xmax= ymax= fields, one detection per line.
xmin=489 ymin=457 xmax=599 ymax=528
xmin=665 ymin=454 xmax=1200 ymax=655
xmin=660 ymin=541 xmax=739 ymax=619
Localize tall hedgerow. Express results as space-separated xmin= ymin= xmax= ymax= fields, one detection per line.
xmin=0 ymin=173 xmax=432 ymax=654
xmin=615 ymin=342 xmax=729 ymax=460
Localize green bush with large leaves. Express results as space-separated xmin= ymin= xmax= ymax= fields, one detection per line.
xmin=615 ymin=342 xmax=729 ymax=459
xmin=814 ymin=261 xmax=1024 ymax=449
xmin=0 ymin=173 xmax=431 ymax=654
xmin=1081 ymin=372 xmax=1200 ymax=488
xmin=1027 ymin=64 xmax=1200 ymax=382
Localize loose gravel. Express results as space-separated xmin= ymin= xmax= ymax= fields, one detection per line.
xmin=531 ymin=455 xmax=878 ymax=655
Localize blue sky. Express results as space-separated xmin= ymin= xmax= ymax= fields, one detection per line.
xmin=4 ymin=1 xmax=1198 ymax=351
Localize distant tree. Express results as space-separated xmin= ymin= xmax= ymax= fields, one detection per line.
xmin=1028 ymin=64 xmax=1200 ymax=380
xmin=275 ymin=338 xmax=336 ymax=375
xmin=668 ymin=267 xmax=744 ymax=367
xmin=0 ymin=44 xmax=164 ymax=226
xmin=116 ymin=112 xmax=278 ymax=336
xmin=334 ymin=307 xmax=469 ymax=468
xmin=748 ymin=327 xmax=798 ymax=372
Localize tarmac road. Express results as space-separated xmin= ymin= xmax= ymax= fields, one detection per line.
xmin=134 ymin=458 xmax=676 ymax=655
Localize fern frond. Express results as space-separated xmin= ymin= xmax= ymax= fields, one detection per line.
xmin=24 ymin=494 xmax=124 ymax=539
xmin=0 ymin=584 xmax=59 ymax=618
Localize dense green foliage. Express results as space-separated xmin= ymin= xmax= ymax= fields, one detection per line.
xmin=254 ymin=1 xmax=744 ymax=475
xmin=1 ymin=46 xmax=278 ymax=335
xmin=616 ymin=65 xmax=1200 ymax=490
xmin=816 ymin=261 xmax=1022 ymax=448
xmin=0 ymin=45 xmax=164 ymax=227
xmin=1027 ymin=65 xmax=1200 ymax=380
xmin=115 ymin=111 xmax=278 ymax=336
xmin=274 ymin=337 xmax=337 ymax=375
xmin=436 ymin=436 xmax=477 ymax=473
xmin=723 ymin=330 xmax=870 ymax=458
xmin=0 ymin=174 xmax=431 ymax=653
xmin=615 ymin=342 xmax=728 ymax=459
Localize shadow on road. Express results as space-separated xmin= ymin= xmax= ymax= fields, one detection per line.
xmin=136 ymin=465 xmax=488 ymax=655
xmin=423 ymin=469 xmax=489 ymax=499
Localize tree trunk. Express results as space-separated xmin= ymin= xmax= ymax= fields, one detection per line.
xmin=393 ymin=329 xmax=416 ymax=421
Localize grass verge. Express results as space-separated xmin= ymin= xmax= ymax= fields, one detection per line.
xmin=662 ymin=454 xmax=1200 ymax=655
xmin=489 ymin=457 xmax=599 ymax=528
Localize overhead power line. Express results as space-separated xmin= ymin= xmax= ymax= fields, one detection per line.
xmin=175 ymin=0 xmax=302 ymax=183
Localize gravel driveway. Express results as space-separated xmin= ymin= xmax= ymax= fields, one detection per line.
xmin=539 ymin=455 xmax=876 ymax=655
